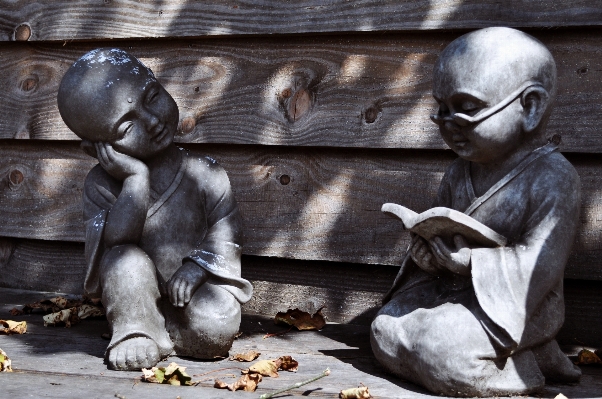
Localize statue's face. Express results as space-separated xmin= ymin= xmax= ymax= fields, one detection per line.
xmin=107 ymin=78 xmax=179 ymax=160
xmin=432 ymin=61 xmax=526 ymax=164
xmin=57 ymin=49 xmax=180 ymax=159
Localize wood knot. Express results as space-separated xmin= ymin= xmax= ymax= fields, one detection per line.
xmin=8 ymin=169 xmax=24 ymax=190
xmin=550 ymin=134 xmax=562 ymax=145
xmin=180 ymin=117 xmax=196 ymax=135
xmin=364 ymin=106 xmax=379 ymax=124
xmin=279 ymin=174 xmax=291 ymax=185
xmin=287 ymin=89 xmax=311 ymax=122
xmin=19 ymin=75 xmax=38 ymax=92
xmin=14 ymin=24 xmax=31 ymax=41
xmin=276 ymin=67 xmax=323 ymax=123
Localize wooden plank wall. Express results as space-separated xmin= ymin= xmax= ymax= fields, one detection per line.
xmin=0 ymin=1 xmax=601 ymax=346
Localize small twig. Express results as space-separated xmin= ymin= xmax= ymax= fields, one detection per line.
xmin=258 ymin=368 xmax=330 ymax=399
xmin=263 ymin=326 xmax=293 ymax=339
xmin=193 ymin=367 xmax=246 ymax=377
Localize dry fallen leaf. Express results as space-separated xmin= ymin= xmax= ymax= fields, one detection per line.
xmin=247 ymin=359 xmax=280 ymax=378
xmin=142 ymin=362 xmax=193 ymax=386
xmin=275 ymin=355 xmax=298 ymax=372
xmin=43 ymin=307 xmax=80 ymax=328
xmin=244 ymin=355 xmax=299 ymax=378
xmin=12 ymin=296 xmax=104 ymax=316
xmin=274 ymin=307 xmax=326 ymax=331
xmin=214 ymin=373 xmax=262 ymax=392
xmin=0 ymin=320 xmax=27 ymax=335
xmin=574 ymin=349 xmax=602 ymax=365
xmin=340 ymin=386 xmax=372 ymax=399
xmin=229 ymin=350 xmax=260 ymax=362
xmin=77 ymin=304 xmax=104 ymax=319
xmin=43 ymin=303 xmax=105 ymax=328
xmin=0 ymin=348 xmax=12 ymax=372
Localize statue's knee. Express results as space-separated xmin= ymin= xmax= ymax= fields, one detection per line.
xmin=187 ymin=284 xmax=241 ymax=337
xmin=101 ymin=244 xmax=154 ymax=274
xmin=169 ymin=285 xmax=240 ymax=358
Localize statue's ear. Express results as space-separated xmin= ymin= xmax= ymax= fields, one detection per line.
xmin=520 ymin=86 xmax=551 ymax=134
xmin=80 ymin=140 xmax=97 ymax=159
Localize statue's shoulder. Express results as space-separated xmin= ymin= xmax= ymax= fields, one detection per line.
xmin=182 ymin=151 xmax=232 ymax=193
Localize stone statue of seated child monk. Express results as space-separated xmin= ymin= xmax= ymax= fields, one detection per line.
xmin=57 ymin=48 xmax=253 ymax=370
xmin=371 ymin=27 xmax=582 ymax=397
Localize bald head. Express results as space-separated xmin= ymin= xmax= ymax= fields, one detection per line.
xmin=433 ymin=27 xmax=556 ymax=106
xmin=58 ymin=48 xmax=158 ymax=142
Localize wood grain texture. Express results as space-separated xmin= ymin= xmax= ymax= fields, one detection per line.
xmin=1 ymin=1 xmax=602 ymax=42
xmin=2 ymin=245 xmax=602 ymax=348
xmin=1 ymin=141 xmax=602 ymax=276
xmin=2 ymin=31 xmax=602 ymax=152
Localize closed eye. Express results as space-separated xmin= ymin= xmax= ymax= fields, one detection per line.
xmin=118 ymin=121 xmax=134 ymax=137
xmin=461 ymin=101 xmax=480 ymax=114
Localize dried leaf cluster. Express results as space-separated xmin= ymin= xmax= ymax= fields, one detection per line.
xmin=214 ymin=373 xmax=262 ymax=392
xmin=340 ymin=385 xmax=372 ymax=398
xmin=10 ymin=296 xmax=104 ymax=328
xmin=274 ymin=307 xmax=326 ymax=331
xmin=574 ymin=349 xmax=602 ymax=365
xmin=142 ymin=362 xmax=193 ymax=386
xmin=0 ymin=348 xmax=12 ymax=372
xmin=0 ymin=320 xmax=27 ymax=335
xmin=214 ymin=355 xmax=299 ymax=392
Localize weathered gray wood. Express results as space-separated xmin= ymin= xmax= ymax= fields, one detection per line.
xmin=0 ymin=142 xmax=448 ymax=265
xmin=0 ymin=238 xmax=397 ymax=324
xmin=1 ymin=1 xmax=602 ymax=42
xmin=2 ymin=142 xmax=602 ymax=275
xmin=1 ymin=32 xmax=602 ymax=152
xmin=1 ymin=287 xmax=601 ymax=399
xmin=2 ymin=240 xmax=602 ymax=348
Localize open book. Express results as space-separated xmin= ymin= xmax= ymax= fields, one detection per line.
xmin=381 ymin=203 xmax=507 ymax=247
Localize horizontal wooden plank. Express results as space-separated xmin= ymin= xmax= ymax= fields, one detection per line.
xmin=1 ymin=31 xmax=602 ymax=151
xmin=0 ymin=141 xmax=446 ymax=265
xmin=0 ymin=238 xmax=397 ymax=324
xmin=2 ymin=142 xmax=602 ymax=275
xmin=2 ymin=245 xmax=602 ymax=348
xmin=2 ymin=1 xmax=602 ymax=42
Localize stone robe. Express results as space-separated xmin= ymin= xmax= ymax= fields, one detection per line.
xmin=371 ymin=144 xmax=581 ymax=396
xmin=82 ymin=150 xmax=253 ymax=359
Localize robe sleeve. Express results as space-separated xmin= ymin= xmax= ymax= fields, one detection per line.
xmin=81 ymin=166 xmax=118 ymax=298
xmin=470 ymin=161 xmax=581 ymax=350
xmin=183 ymin=158 xmax=253 ymax=304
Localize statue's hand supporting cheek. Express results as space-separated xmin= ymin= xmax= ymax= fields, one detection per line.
xmin=95 ymin=142 xmax=148 ymax=181
xmin=166 ymin=262 xmax=209 ymax=307
xmin=429 ymin=235 xmax=471 ymax=276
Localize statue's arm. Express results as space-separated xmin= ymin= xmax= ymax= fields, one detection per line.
xmin=95 ymin=142 xmax=150 ymax=248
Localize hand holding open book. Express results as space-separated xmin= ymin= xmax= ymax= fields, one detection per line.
xmin=381 ymin=203 xmax=507 ymax=248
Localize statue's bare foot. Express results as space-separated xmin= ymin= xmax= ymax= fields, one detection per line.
xmin=106 ymin=337 xmax=160 ymax=370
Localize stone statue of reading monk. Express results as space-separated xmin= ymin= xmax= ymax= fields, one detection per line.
xmin=371 ymin=27 xmax=582 ymax=397
xmin=57 ymin=48 xmax=252 ymax=370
